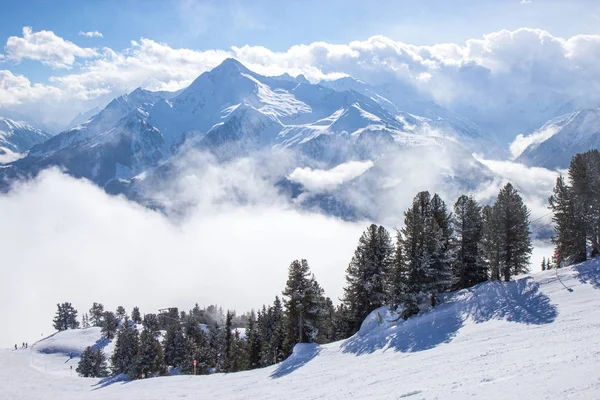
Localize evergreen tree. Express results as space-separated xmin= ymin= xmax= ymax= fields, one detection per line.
xmin=52 ymin=302 xmax=80 ymax=331
xmin=494 ymin=183 xmax=533 ymax=281
xmin=111 ymin=319 xmax=139 ymax=375
xmin=385 ymin=229 xmax=411 ymax=318
xmin=177 ymin=336 xmax=199 ymax=375
xmin=116 ymin=306 xmax=127 ymax=320
xmin=429 ymin=194 xmax=454 ymax=303
xmin=541 ymin=256 xmax=546 ymax=271
xmin=81 ymin=313 xmax=90 ymax=329
xmin=245 ymin=311 xmax=261 ymax=369
xmin=224 ymin=311 xmax=233 ymax=371
xmin=282 ymin=259 xmax=327 ymax=353
xmin=452 ymin=195 xmax=487 ymax=289
xmin=568 ymin=150 xmax=600 ymax=255
xmin=229 ymin=330 xmax=249 ymax=372
xmin=101 ymin=311 xmax=118 ymax=339
xmin=391 ymin=192 xmax=446 ymax=318
xmin=259 ymin=297 xmax=286 ymax=366
xmin=163 ymin=324 xmax=187 ymax=369
xmin=129 ymin=329 xmax=165 ymax=379
xmin=142 ymin=314 xmax=160 ymax=337
xmin=549 ymin=175 xmax=587 ymax=265
xmin=89 ymin=303 xmax=104 ymax=327
xmin=481 ymin=205 xmax=501 ymax=280
xmin=131 ymin=307 xmax=142 ymax=324
xmin=342 ymin=224 xmax=394 ymax=334
xmin=331 ymin=303 xmax=353 ymax=341
xmin=76 ymin=346 xmax=108 ymax=377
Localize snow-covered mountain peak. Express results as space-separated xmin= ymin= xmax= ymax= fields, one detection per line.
xmin=0 ymin=117 xmax=52 ymax=157
xmin=517 ymin=108 xmax=600 ymax=169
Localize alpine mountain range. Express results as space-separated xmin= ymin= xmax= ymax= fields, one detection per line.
xmin=0 ymin=58 xmax=597 ymax=220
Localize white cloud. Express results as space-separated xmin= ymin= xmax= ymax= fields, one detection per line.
xmin=5 ymin=27 xmax=98 ymax=69
xmin=521 ymin=0 xmax=533 ymax=4
xmin=509 ymin=125 xmax=559 ymax=159
xmin=2 ymin=27 xmax=600 ymax=134
xmin=0 ymin=168 xmax=366 ymax=348
xmin=474 ymin=156 xmax=558 ymax=221
xmin=0 ymin=69 xmax=62 ymax=105
xmin=79 ymin=30 xmax=103 ymax=38
xmin=288 ymin=160 xmax=375 ymax=192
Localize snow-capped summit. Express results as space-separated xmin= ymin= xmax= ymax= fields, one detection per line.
xmin=0 ymin=58 xmax=497 ymax=220
xmin=323 ymin=76 xmax=505 ymax=157
xmin=0 ymin=117 xmax=52 ymax=162
xmin=67 ymin=106 xmax=101 ymax=129
xmin=517 ymin=109 xmax=600 ymax=169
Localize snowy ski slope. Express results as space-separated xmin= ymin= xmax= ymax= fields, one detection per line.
xmin=1 ymin=260 xmax=600 ymax=399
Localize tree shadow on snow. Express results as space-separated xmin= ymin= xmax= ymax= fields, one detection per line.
xmin=91 ymin=374 xmax=129 ymax=390
xmin=270 ymin=343 xmax=321 ymax=379
xmin=342 ymin=277 xmax=558 ymax=356
xmin=92 ymin=337 xmax=111 ymax=351
xmin=574 ymin=261 xmax=600 ymax=289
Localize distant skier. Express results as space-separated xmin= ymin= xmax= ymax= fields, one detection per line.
xmin=14 ymin=344 xmax=17 ymax=350
xmin=25 ymin=342 xmax=28 ymax=349
xmin=22 ymin=342 xmax=24 ymax=349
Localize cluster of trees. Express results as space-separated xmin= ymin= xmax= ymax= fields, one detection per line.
xmin=57 ymin=182 xmax=533 ymax=379
xmin=549 ymin=150 xmax=600 ymax=266
xmin=67 ymin=258 xmax=340 ymax=379
xmin=342 ymin=183 xmax=532 ymax=328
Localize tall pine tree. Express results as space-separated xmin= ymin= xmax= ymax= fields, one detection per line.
xmin=494 ymin=183 xmax=533 ymax=281
xmin=282 ymin=260 xmax=327 ymax=353
xmin=342 ymin=224 xmax=394 ymax=333
xmin=452 ymin=195 xmax=487 ymax=289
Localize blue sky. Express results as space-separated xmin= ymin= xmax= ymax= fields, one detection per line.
xmin=1 ymin=0 xmax=599 ymax=127
xmin=2 ymin=0 xmax=599 ymax=80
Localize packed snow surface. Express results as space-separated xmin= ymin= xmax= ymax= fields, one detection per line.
xmin=2 ymin=260 xmax=600 ymax=399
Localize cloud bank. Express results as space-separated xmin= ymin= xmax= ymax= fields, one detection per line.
xmin=0 ymin=168 xmax=366 ymax=348
xmin=1 ymin=27 xmax=599 ymax=132
xmin=0 ymin=145 xmax=560 ymax=347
